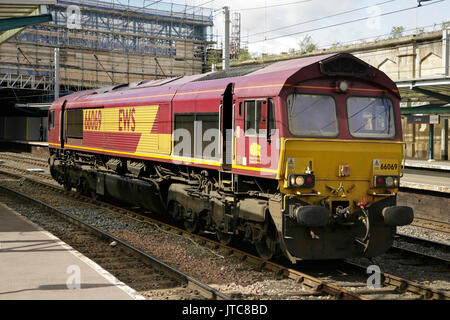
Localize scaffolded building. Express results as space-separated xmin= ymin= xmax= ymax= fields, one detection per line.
xmin=0 ymin=0 xmax=214 ymax=98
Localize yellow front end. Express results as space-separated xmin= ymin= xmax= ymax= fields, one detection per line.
xmin=276 ymin=138 xmax=407 ymax=261
xmin=279 ymin=138 xmax=403 ymax=211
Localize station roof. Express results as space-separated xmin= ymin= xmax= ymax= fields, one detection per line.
xmin=396 ymin=76 xmax=450 ymax=105
xmin=0 ymin=0 xmax=55 ymax=45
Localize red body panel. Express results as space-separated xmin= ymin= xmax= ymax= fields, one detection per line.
xmin=48 ymin=53 xmax=402 ymax=178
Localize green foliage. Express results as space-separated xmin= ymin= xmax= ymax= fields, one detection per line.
xmin=207 ymin=50 xmax=221 ymax=67
xmin=298 ymin=35 xmax=317 ymax=54
xmin=237 ymin=49 xmax=252 ymax=62
xmin=390 ymin=26 xmax=405 ymax=39
xmin=330 ymin=41 xmax=342 ymax=49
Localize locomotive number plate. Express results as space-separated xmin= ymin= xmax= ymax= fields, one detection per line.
xmin=373 ymin=159 xmax=399 ymax=173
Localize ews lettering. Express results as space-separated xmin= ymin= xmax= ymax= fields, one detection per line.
xmin=119 ymin=108 xmax=136 ymax=132
xmin=84 ymin=109 xmax=102 ymax=131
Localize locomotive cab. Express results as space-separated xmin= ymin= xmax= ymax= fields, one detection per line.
xmin=273 ymin=55 xmax=413 ymax=261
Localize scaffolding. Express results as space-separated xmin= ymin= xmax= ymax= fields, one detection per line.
xmin=0 ymin=0 xmax=214 ymax=98
xmin=230 ymin=11 xmax=240 ymax=60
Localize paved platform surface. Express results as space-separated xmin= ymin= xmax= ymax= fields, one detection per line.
xmin=402 ymin=160 xmax=450 ymax=193
xmin=0 ymin=202 xmax=138 ymax=300
xmin=401 ymin=171 xmax=450 ymax=193
xmin=405 ymin=159 xmax=450 ymax=171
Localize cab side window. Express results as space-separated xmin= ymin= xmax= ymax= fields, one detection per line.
xmin=48 ymin=110 xmax=55 ymax=129
xmin=66 ymin=109 xmax=83 ymax=139
xmin=245 ymin=100 xmax=266 ymax=136
xmin=268 ymin=98 xmax=276 ymax=136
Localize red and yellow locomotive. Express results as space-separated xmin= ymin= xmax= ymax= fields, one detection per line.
xmin=48 ymin=53 xmax=413 ymax=262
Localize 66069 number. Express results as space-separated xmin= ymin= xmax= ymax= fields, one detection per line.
xmin=380 ymin=163 xmax=398 ymax=170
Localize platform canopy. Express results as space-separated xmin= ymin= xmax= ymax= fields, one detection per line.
xmin=396 ymin=76 xmax=450 ymax=115
xmin=397 ymin=76 xmax=450 ymax=104
xmin=0 ymin=0 xmax=55 ymax=45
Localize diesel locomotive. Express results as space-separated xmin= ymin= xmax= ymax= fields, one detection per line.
xmin=48 ymin=53 xmax=414 ymax=262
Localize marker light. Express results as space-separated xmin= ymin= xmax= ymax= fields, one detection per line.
xmin=338 ymin=80 xmax=349 ymax=93
xmin=374 ymin=175 xmax=400 ymax=188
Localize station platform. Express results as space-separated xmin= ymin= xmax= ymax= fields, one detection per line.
xmin=405 ymin=159 xmax=450 ymax=171
xmin=401 ymin=170 xmax=450 ymax=193
xmin=0 ymin=202 xmax=138 ymax=300
xmin=402 ymin=159 xmax=450 ymax=193
xmin=0 ymin=140 xmax=48 ymax=158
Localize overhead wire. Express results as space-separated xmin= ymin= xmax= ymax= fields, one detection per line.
xmin=235 ymin=0 xmax=313 ymax=11
xmin=242 ymin=0 xmax=398 ymax=39
xmin=247 ymin=0 xmax=445 ymax=44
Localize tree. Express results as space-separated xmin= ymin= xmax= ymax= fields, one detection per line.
xmin=206 ymin=50 xmax=221 ymax=68
xmin=390 ymin=26 xmax=404 ymax=39
xmin=330 ymin=41 xmax=342 ymax=49
xmin=298 ymin=35 xmax=317 ymax=54
xmin=237 ymin=49 xmax=252 ymax=62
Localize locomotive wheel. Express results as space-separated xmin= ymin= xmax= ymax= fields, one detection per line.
xmin=255 ymin=219 xmax=279 ymax=260
xmin=89 ymin=190 xmax=98 ymax=200
xmin=255 ymin=234 xmax=277 ymax=260
xmin=76 ymin=179 xmax=87 ymax=195
xmin=216 ymin=230 xmax=233 ymax=245
xmin=183 ymin=213 xmax=199 ymax=233
xmin=63 ymin=182 xmax=72 ymax=191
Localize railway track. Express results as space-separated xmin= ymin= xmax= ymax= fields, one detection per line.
xmin=2 ymin=153 xmax=449 ymax=238
xmin=0 ymin=162 xmax=448 ymax=300
xmin=410 ymin=217 xmax=450 ymax=236
xmin=0 ymin=183 xmax=229 ymax=300
xmin=392 ymin=233 xmax=449 ymax=264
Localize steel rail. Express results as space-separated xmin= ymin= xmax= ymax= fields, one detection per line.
xmin=0 ymin=183 xmax=229 ymax=301
xmin=410 ymin=217 xmax=450 ymax=236
xmin=344 ymin=260 xmax=450 ymax=300
xmin=1 ymin=165 xmax=448 ymax=299
xmin=0 ymin=167 xmax=365 ymax=300
xmin=395 ymin=233 xmax=449 ymax=253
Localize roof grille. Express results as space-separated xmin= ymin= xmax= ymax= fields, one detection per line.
xmin=320 ymin=55 xmax=370 ymax=76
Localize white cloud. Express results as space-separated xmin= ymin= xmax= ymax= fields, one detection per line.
xmin=178 ymin=0 xmax=450 ymax=55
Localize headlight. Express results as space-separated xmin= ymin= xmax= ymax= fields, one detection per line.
xmin=288 ymin=174 xmax=315 ymax=188
xmin=385 ymin=176 xmax=394 ymax=187
xmin=295 ymin=176 xmax=305 ymax=186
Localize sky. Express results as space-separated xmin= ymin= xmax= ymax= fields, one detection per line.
xmin=185 ymin=0 xmax=450 ymax=56
xmin=111 ymin=0 xmax=449 ymax=56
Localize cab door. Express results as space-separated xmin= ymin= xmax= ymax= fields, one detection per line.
xmin=233 ymin=98 xmax=277 ymax=177
xmin=221 ymin=83 xmax=234 ymax=171
xmin=60 ymin=100 xmax=67 ymax=148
